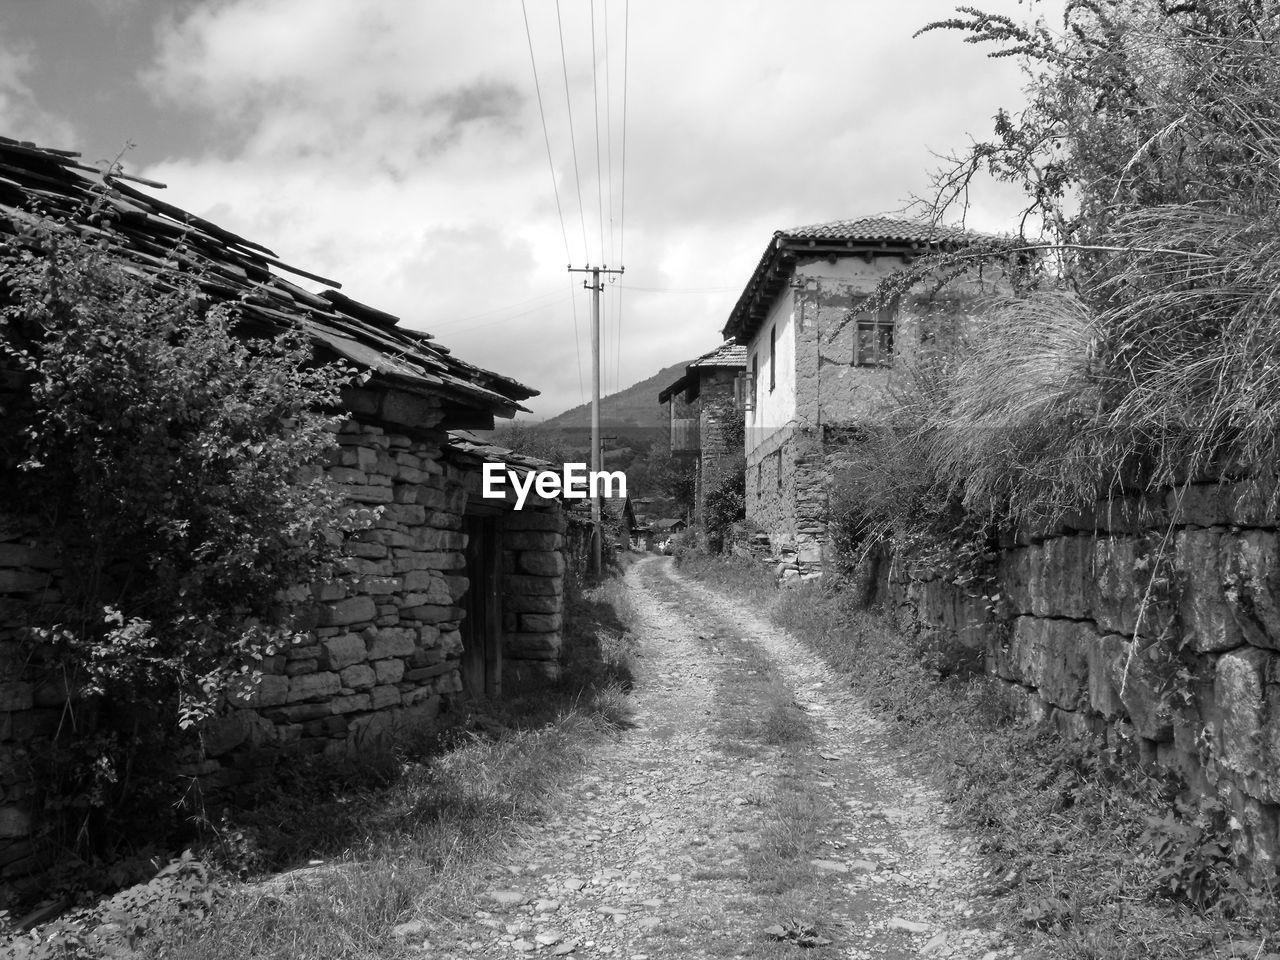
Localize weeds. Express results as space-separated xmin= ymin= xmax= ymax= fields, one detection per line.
xmin=684 ymin=558 xmax=1280 ymax=959
xmin=5 ymin=570 xmax=640 ymax=960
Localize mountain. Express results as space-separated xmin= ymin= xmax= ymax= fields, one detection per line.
xmin=540 ymin=359 xmax=690 ymax=430
xmin=479 ymin=358 xmax=696 ymax=504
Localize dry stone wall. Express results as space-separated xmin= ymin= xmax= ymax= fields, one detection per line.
xmin=500 ymin=506 xmax=568 ymax=690
xmin=0 ymin=410 xmax=566 ymax=904
xmin=882 ymin=482 xmax=1280 ymax=869
xmin=693 ymin=370 xmax=742 ymax=531
xmin=0 ymin=530 xmax=63 ymax=894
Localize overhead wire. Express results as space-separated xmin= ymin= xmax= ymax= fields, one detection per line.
xmin=431 ymin=288 xmax=564 ymax=332
xmin=432 ymin=295 xmax=576 ymax=336
xmin=614 ymin=0 xmax=630 ymax=395
xmin=523 ymin=0 xmax=586 ymax=403
xmin=604 ymin=0 xmax=615 ymax=272
xmin=555 ymin=0 xmax=591 ymax=265
xmin=521 ymin=0 xmax=572 ymax=271
xmin=590 ymin=0 xmax=605 ymax=265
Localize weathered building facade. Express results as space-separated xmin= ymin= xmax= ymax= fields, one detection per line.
xmin=722 ymin=218 xmax=990 ymax=570
xmin=0 ymin=137 xmax=567 ymax=901
xmin=658 ymin=342 xmax=747 ymax=531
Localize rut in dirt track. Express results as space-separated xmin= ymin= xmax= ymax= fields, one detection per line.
xmin=434 ymin=556 xmax=1003 ymax=960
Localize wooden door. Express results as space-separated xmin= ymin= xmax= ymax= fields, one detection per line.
xmin=462 ymin=514 xmax=502 ymax=699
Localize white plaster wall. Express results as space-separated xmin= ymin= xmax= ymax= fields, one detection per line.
xmin=745 ymin=288 xmax=796 ymax=456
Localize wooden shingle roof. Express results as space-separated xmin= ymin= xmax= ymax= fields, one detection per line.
xmin=0 ymin=135 xmax=535 ymax=421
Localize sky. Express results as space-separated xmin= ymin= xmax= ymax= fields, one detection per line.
xmin=0 ymin=0 xmax=1060 ymax=419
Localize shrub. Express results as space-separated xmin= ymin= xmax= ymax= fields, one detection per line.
xmin=703 ymin=457 xmax=745 ymax=553
xmin=0 ymin=222 xmax=358 ymax=858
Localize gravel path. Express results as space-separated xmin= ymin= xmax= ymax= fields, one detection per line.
xmin=425 ymin=557 xmax=1009 ymax=960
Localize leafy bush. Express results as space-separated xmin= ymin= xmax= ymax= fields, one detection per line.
xmin=0 ymin=222 xmax=358 ymax=859
xmin=893 ymin=4 xmax=1280 ymax=525
xmin=827 ymin=4 xmax=1280 ymax=587
xmin=703 ymin=457 xmax=745 ymax=553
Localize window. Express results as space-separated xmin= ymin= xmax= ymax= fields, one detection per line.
xmin=751 ymin=354 xmax=759 ymax=409
xmin=734 ymin=370 xmax=755 ymax=412
xmin=853 ymin=297 xmax=898 ymax=367
xmin=769 ymin=325 xmax=776 ymax=392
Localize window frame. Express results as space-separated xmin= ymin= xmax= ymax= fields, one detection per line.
xmin=852 ymin=296 xmax=899 ymax=368
xmin=769 ymin=325 xmax=776 ymax=392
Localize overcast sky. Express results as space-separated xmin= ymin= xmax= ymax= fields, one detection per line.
xmin=0 ymin=0 xmax=1058 ymax=419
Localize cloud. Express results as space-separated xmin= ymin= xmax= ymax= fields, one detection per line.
xmin=136 ymin=0 xmax=1058 ymax=418
xmin=0 ymin=34 xmax=77 ymax=149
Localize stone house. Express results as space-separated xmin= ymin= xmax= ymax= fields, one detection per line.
xmin=657 ymin=342 xmax=747 ymax=532
xmin=721 ymin=217 xmax=991 ymax=570
xmin=0 ymin=136 xmax=568 ymax=899
xmin=601 ymin=496 xmax=638 ymax=550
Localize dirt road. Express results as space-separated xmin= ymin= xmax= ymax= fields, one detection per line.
xmin=429 ymin=557 xmax=1006 ymax=960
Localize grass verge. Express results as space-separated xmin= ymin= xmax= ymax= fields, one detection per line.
xmin=2 ymin=577 xmax=639 ymax=960
xmin=687 ymin=615 xmax=838 ymax=958
xmin=678 ymin=551 xmax=1280 ymax=960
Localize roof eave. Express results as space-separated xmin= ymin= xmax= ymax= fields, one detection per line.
xmin=721 ymin=232 xmax=963 ymax=344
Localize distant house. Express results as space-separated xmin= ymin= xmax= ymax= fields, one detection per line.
xmin=721 ymin=217 xmax=994 ymax=569
xmin=601 ymin=495 xmax=638 ymax=549
xmin=658 ymin=342 xmax=747 ymax=532
xmin=654 ymin=518 xmax=688 ymax=536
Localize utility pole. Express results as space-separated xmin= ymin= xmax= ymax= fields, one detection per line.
xmin=568 ymin=263 xmax=624 ymax=578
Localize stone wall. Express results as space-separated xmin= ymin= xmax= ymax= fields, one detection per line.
xmin=0 ymin=528 xmax=63 ymax=896
xmin=745 ymin=427 xmax=795 ymax=548
xmin=498 ymin=508 xmax=567 ymax=690
xmin=882 ymin=482 xmax=1280 ymax=869
xmin=693 ymin=369 xmax=742 ymax=530
xmin=0 ymin=409 xmax=566 ymax=905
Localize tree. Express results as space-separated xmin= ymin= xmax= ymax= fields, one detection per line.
xmin=1 ymin=222 xmax=358 ymax=849
xmin=489 ymin=420 xmax=573 ymax=467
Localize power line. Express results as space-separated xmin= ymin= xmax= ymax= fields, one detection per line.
xmin=514 ymin=4 xmax=586 ymax=404
xmin=603 ymin=0 xmax=615 ymax=271
xmin=567 ymin=277 xmax=585 ymax=403
xmin=520 ymin=0 xmax=572 ymax=269
xmin=589 ymin=0 xmax=605 ymax=263
xmin=620 ymin=0 xmax=629 ymax=269
xmin=432 ymin=288 xmax=564 ymax=331
xmin=615 ymin=1 xmax=630 ymax=402
xmin=555 ymin=0 xmax=590 ymax=263
xmin=434 ymin=295 xmax=575 ymax=335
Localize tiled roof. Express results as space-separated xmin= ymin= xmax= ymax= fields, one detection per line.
xmin=722 ymin=216 xmax=991 ymax=343
xmin=688 ymin=342 xmax=748 ymax=370
xmin=0 ymin=135 xmax=534 ymax=418
xmin=659 ymin=341 xmax=747 ymax=403
xmin=781 ymin=216 xmax=976 ymax=245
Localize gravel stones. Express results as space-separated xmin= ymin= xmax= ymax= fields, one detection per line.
xmin=387 ymin=558 xmax=994 ymax=959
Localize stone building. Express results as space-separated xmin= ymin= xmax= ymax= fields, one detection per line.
xmin=721 ymin=217 xmax=991 ymax=569
xmin=0 ymin=136 xmax=568 ymax=900
xmin=657 ymin=342 xmax=747 ymax=531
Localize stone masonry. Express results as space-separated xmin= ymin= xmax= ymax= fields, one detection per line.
xmin=693 ymin=369 xmax=743 ymax=530
xmin=0 ymin=409 xmax=566 ymax=905
xmin=881 ymin=482 xmax=1280 ymax=871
